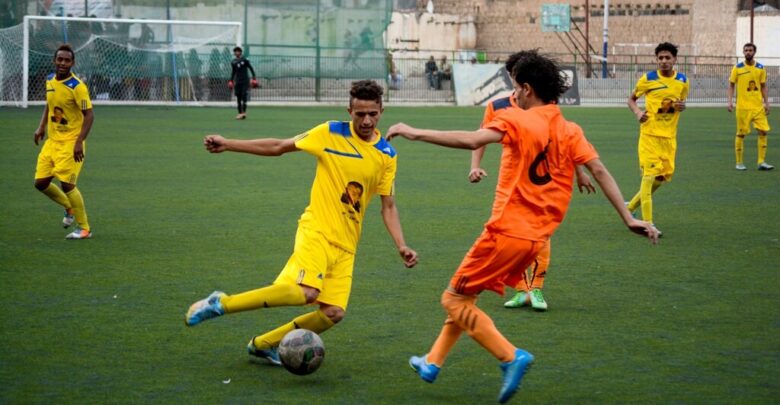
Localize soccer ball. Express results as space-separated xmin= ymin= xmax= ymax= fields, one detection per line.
xmin=278 ymin=329 xmax=325 ymax=375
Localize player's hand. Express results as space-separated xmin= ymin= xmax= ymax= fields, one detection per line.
xmin=398 ymin=245 xmax=418 ymax=268
xmin=576 ymin=172 xmax=596 ymax=194
xmin=386 ymin=123 xmax=417 ymax=142
xmin=765 ymin=103 xmax=771 ymax=116
xmin=251 ymin=78 xmax=259 ymax=88
xmin=33 ymin=127 xmax=45 ymax=145
xmin=636 ymin=110 xmax=649 ymax=123
xmin=727 ymin=103 xmax=734 ymax=113
xmin=204 ymin=135 xmax=228 ymax=153
xmin=627 ymin=218 xmax=660 ymax=245
xmin=73 ymin=140 xmax=85 ymax=162
xmin=674 ymin=100 xmax=686 ymax=112
xmin=469 ymin=168 xmax=488 ymax=183
xmin=227 ymin=80 xmax=234 ymax=90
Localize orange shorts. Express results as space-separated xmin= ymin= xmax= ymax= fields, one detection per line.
xmin=449 ymin=229 xmax=545 ymax=296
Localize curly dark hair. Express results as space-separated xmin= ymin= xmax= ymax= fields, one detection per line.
xmin=53 ymin=43 xmax=75 ymax=61
xmin=743 ymin=42 xmax=757 ymax=52
xmin=655 ymin=42 xmax=678 ymax=57
xmin=510 ymin=50 xmax=567 ymax=104
xmin=349 ymin=80 xmax=383 ymax=107
xmin=504 ymin=52 xmax=523 ymax=74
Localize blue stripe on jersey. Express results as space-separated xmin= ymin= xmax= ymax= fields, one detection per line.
xmin=491 ymin=97 xmax=512 ymax=111
xmin=64 ymin=77 xmax=80 ymax=89
xmin=756 ymin=62 xmax=764 ymax=69
xmin=373 ymin=137 xmax=397 ymax=158
xmin=646 ymin=70 xmax=659 ymax=81
xmin=675 ymin=72 xmax=687 ymax=83
xmin=329 ymin=121 xmax=352 ymax=137
xmin=736 ymin=62 xmax=745 ymax=68
xmin=47 ymin=73 xmax=55 ymax=80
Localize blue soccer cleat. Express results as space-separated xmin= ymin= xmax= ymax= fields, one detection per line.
xmin=185 ymin=291 xmax=226 ymax=326
xmin=498 ymin=348 xmax=534 ymax=404
xmin=409 ymin=355 xmax=440 ymax=383
xmin=247 ymin=338 xmax=281 ymax=366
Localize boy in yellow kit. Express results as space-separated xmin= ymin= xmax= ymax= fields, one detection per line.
xmin=33 ymin=44 xmax=94 ymax=239
xmin=185 ymin=80 xmax=418 ymax=365
xmin=626 ymin=42 xmax=689 ymax=232
xmin=728 ymin=42 xmax=773 ymax=171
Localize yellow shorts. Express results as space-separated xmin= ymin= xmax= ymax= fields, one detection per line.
xmin=736 ymin=108 xmax=771 ymax=135
xmin=35 ymin=139 xmax=85 ymax=184
xmin=275 ymin=227 xmax=354 ymax=310
xmin=638 ymin=134 xmax=676 ymax=181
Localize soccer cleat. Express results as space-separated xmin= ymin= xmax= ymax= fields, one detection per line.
xmin=235 ymin=113 xmax=243 ymax=120
xmin=758 ymin=162 xmax=774 ymax=171
xmin=65 ymin=228 xmax=91 ymax=239
xmin=529 ymin=289 xmax=548 ymax=311
xmin=247 ymin=338 xmax=281 ymax=366
xmin=735 ymin=163 xmax=747 ymax=171
xmin=409 ymin=355 xmax=440 ymax=383
xmin=185 ymin=291 xmax=226 ymax=326
xmin=504 ymin=291 xmax=530 ymax=308
xmin=498 ymin=348 xmax=534 ymax=404
xmin=62 ymin=209 xmax=75 ymax=228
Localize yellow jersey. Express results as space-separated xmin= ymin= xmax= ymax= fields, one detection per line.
xmin=729 ymin=61 xmax=767 ymax=110
xmin=294 ymin=121 xmax=397 ymax=254
xmin=633 ymin=70 xmax=689 ymax=138
xmin=45 ymin=73 xmax=93 ymax=142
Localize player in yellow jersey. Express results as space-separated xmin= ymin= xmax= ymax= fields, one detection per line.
xmin=470 ymin=53 xmax=596 ymax=311
xmin=33 ymin=44 xmax=94 ymax=239
xmin=728 ymin=42 xmax=773 ymax=171
xmin=626 ymin=42 xmax=689 ymax=232
xmin=185 ymin=80 xmax=418 ymax=365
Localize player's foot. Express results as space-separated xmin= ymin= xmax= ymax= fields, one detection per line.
xmin=62 ymin=209 xmax=75 ymax=228
xmin=758 ymin=162 xmax=774 ymax=171
xmin=65 ymin=228 xmax=91 ymax=239
xmin=529 ymin=289 xmax=548 ymax=311
xmin=735 ymin=163 xmax=747 ymax=171
xmin=234 ymin=113 xmax=242 ymax=120
xmin=185 ymin=291 xmax=226 ymax=326
xmin=239 ymin=113 xmax=247 ymax=120
xmin=247 ymin=338 xmax=281 ymax=366
xmin=409 ymin=355 xmax=440 ymax=383
xmin=504 ymin=291 xmax=530 ymax=308
xmin=498 ymin=348 xmax=534 ymax=404
xmin=624 ymin=201 xmax=637 ymax=218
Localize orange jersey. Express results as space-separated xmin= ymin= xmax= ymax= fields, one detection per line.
xmin=481 ymin=95 xmax=518 ymax=128
xmin=483 ymin=104 xmax=599 ymax=241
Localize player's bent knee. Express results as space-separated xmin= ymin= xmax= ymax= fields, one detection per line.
xmin=320 ymin=305 xmax=345 ymax=323
xmin=300 ymin=286 xmax=320 ymax=304
xmin=34 ymin=178 xmax=51 ymax=190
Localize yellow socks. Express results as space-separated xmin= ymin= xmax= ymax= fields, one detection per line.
xmin=221 ymin=283 xmax=306 ymax=313
xmin=252 ymin=310 xmax=335 ymax=350
xmin=639 ymin=175 xmax=656 ymax=224
xmin=758 ymin=134 xmax=768 ymax=164
xmin=735 ymin=135 xmax=745 ymax=165
xmin=65 ymin=187 xmax=89 ymax=231
xmin=41 ymin=183 xmax=72 ymax=209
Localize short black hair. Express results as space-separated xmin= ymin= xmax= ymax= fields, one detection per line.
xmin=54 ymin=44 xmax=75 ymax=61
xmin=349 ymin=80 xmax=383 ymax=106
xmin=743 ymin=42 xmax=757 ymax=52
xmin=655 ymin=42 xmax=678 ymax=57
xmin=510 ymin=50 xmax=567 ymax=104
xmin=233 ymin=46 xmax=242 ymax=53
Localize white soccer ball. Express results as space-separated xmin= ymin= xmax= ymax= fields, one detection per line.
xmin=278 ymin=329 xmax=325 ymax=375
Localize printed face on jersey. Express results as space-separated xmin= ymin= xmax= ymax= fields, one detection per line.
xmin=348 ymin=99 xmax=383 ymax=140
xmin=340 ymin=181 xmax=364 ymax=212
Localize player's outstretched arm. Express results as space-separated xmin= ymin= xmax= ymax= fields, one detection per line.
xmin=386 ymin=123 xmax=502 ymax=150
xmin=34 ymin=105 xmax=49 ymax=145
xmin=584 ymin=158 xmax=660 ymax=244
xmin=469 ymin=147 xmax=488 ymax=183
xmin=203 ymin=135 xmax=299 ymax=156
xmin=380 ymin=194 xmax=418 ymax=268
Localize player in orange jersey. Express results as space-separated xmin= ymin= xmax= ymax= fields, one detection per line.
xmin=469 ymin=53 xmax=596 ymax=311
xmin=387 ymin=50 xmax=659 ymax=404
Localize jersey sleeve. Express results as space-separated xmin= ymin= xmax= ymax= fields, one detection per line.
xmin=568 ymin=124 xmax=599 ymax=165
xmin=729 ymin=66 xmax=737 ymax=84
xmin=633 ymin=75 xmax=648 ymax=98
xmin=293 ymin=123 xmax=329 ymax=158
xmin=377 ymin=155 xmax=397 ymax=196
xmin=480 ymin=103 xmax=495 ymax=129
xmin=74 ymin=81 xmax=93 ymax=111
xmin=483 ymin=112 xmax=514 ymax=145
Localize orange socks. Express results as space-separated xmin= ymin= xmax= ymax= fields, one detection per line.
xmin=528 ymin=241 xmax=550 ymax=290
xmin=428 ymin=290 xmax=516 ymax=365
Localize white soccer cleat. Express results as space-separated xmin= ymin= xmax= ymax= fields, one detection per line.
xmin=65 ymin=228 xmax=92 ymax=240
xmin=62 ymin=210 xmax=75 ymax=228
xmin=735 ymin=164 xmax=747 ymax=171
xmin=758 ymin=162 xmax=774 ymax=171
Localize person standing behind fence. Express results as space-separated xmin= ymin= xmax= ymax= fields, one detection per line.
xmin=229 ymin=46 xmax=258 ymax=120
xmin=727 ymin=43 xmax=773 ymax=171
xmin=425 ymin=56 xmax=440 ymax=90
